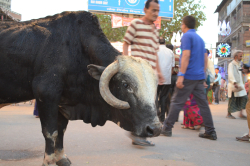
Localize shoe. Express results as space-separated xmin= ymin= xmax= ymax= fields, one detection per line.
xmin=161 ymin=129 xmax=172 ymax=137
xmin=226 ymin=115 xmax=236 ymax=119
xmin=199 ymin=131 xmax=217 ymax=140
xmin=236 ymin=134 xmax=250 ymax=142
xmin=132 ymin=140 xmax=155 ymax=146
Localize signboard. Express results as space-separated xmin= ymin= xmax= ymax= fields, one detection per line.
xmin=111 ymin=14 xmax=161 ymax=29
xmin=216 ymin=42 xmax=232 ymax=58
xmin=246 ymin=40 xmax=250 ymax=47
xmin=88 ymin=0 xmax=174 ymax=19
xmin=243 ymin=54 xmax=250 ymax=64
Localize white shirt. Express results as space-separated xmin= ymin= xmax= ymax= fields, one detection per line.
xmin=158 ymin=45 xmax=175 ymax=85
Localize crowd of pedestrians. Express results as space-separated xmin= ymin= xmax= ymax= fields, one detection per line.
xmin=121 ymin=0 xmax=250 ymax=146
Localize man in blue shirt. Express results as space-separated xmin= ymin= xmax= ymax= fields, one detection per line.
xmin=161 ymin=16 xmax=217 ymax=140
xmin=214 ymin=68 xmax=221 ymax=104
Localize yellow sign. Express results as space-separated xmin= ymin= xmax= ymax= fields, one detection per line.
xmin=243 ymin=54 xmax=250 ymax=64
xmin=246 ymin=40 xmax=250 ymax=47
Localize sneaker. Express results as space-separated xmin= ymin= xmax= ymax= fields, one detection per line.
xmin=236 ymin=134 xmax=250 ymax=142
xmin=226 ymin=115 xmax=236 ymax=119
xmin=161 ymin=129 xmax=172 ymax=137
xmin=199 ymin=131 xmax=217 ymax=140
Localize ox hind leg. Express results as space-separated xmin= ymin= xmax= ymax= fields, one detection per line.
xmin=55 ymin=110 xmax=71 ymax=166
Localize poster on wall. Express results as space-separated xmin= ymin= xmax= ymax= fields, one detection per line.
xmin=111 ymin=14 xmax=161 ymax=29
xmin=216 ymin=42 xmax=232 ymax=58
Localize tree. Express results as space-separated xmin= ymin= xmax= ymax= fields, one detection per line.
xmin=95 ymin=14 xmax=127 ymax=42
xmin=95 ymin=0 xmax=206 ymax=43
xmin=160 ymin=0 xmax=206 ymax=44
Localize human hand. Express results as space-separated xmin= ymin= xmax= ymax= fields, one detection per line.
xmin=234 ymin=84 xmax=239 ymax=89
xmin=234 ymin=82 xmax=238 ymax=89
xmin=204 ymin=82 xmax=208 ymax=88
xmin=176 ymin=76 xmax=184 ymax=89
xmin=158 ymin=73 xmax=165 ymax=85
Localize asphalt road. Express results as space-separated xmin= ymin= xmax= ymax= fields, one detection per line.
xmin=0 ymin=101 xmax=250 ymax=166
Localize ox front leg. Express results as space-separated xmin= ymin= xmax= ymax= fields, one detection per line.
xmin=37 ymin=101 xmax=60 ymax=166
xmin=55 ymin=111 xmax=71 ymax=166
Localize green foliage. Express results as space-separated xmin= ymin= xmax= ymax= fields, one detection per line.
xmin=95 ymin=0 xmax=206 ymax=43
xmin=160 ymin=0 xmax=207 ymax=43
xmin=95 ymin=14 xmax=127 ymax=42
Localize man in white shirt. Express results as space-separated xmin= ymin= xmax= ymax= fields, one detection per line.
xmin=157 ymin=38 xmax=175 ymax=122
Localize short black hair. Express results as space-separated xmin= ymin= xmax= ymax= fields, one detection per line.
xmin=145 ymin=0 xmax=159 ymax=9
xmin=206 ymin=49 xmax=210 ymax=55
xmin=243 ymin=64 xmax=250 ymax=69
xmin=215 ymin=68 xmax=219 ymax=70
xmin=183 ymin=16 xmax=196 ymax=29
xmin=159 ymin=38 xmax=165 ymax=45
xmin=166 ymin=44 xmax=174 ymax=51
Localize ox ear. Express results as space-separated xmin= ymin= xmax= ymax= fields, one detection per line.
xmin=87 ymin=64 xmax=106 ymax=80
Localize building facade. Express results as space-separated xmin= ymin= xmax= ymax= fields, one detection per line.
xmin=0 ymin=0 xmax=21 ymax=22
xmin=0 ymin=0 xmax=11 ymax=10
xmin=215 ymin=0 xmax=250 ymax=79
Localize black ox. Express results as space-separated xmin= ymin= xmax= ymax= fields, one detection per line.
xmin=0 ymin=11 xmax=161 ymax=166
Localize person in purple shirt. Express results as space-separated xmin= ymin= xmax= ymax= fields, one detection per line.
xmin=161 ymin=16 xmax=217 ymax=140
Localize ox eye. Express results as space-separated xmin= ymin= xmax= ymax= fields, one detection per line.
xmin=123 ymin=83 xmax=129 ymax=88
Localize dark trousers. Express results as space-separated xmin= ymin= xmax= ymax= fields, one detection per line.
xmin=163 ymin=79 xmax=215 ymax=134
xmin=157 ymin=75 xmax=178 ymax=122
xmin=157 ymin=85 xmax=171 ymax=122
xmin=214 ymin=85 xmax=220 ymax=104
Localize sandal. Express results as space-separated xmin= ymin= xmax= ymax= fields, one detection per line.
xmin=195 ymin=125 xmax=202 ymax=130
xmin=236 ymin=134 xmax=250 ymax=142
xmin=226 ymin=115 xmax=236 ymax=119
xmin=132 ymin=140 xmax=155 ymax=146
xmin=239 ymin=115 xmax=247 ymax=119
xmin=182 ymin=126 xmax=195 ymax=130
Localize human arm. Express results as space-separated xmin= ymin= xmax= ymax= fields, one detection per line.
xmin=214 ymin=73 xmax=221 ymax=83
xmin=156 ymin=53 xmax=164 ymax=84
xmin=123 ymin=20 xmax=136 ymax=55
xmin=176 ymin=50 xmax=190 ymax=89
xmin=228 ymin=63 xmax=238 ymax=88
xmin=123 ymin=42 xmax=129 ymax=55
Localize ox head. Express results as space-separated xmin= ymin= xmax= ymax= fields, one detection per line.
xmin=88 ymin=56 xmax=162 ymax=138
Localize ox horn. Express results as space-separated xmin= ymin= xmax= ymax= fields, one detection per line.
xmin=99 ymin=61 xmax=130 ymax=109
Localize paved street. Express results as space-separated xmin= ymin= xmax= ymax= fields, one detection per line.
xmin=0 ymin=101 xmax=249 ymax=166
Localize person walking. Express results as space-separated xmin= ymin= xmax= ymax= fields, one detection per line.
xmin=227 ymin=50 xmax=248 ymax=119
xmin=157 ymin=38 xmax=175 ymax=123
xmin=236 ymin=65 xmax=250 ymax=142
xmin=220 ymin=78 xmax=226 ymax=101
xmin=161 ymin=16 xmax=217 ymax=140
xmin=182 ymin=94 xmax=203 ymax=130
xmin=123 ymin=0 xmax=163 ymax=146
xmin=33 ymin=101 xmax=39 ymax=118
xmin=214 ymin=68 xmax=221 ymax=105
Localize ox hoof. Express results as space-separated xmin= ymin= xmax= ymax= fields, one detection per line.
xmin=56 ymin=158 xmax=72 ymax=166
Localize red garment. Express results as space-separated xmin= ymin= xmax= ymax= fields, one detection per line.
xmin=245 ymin=82 xmax=249 ymax=93
xmin=183 ymin=94 xmax=203 ymax=127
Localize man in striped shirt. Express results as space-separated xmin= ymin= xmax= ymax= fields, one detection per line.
xmin=123 ymin=0 xmax=163 ymax=146
xmin=123 ymin=0 xmax=164 ymax=84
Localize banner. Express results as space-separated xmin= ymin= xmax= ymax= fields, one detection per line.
xmin=111 ymin=14 xmax=161 ymax=29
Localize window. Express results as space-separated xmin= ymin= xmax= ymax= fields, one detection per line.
xmin=238 ymin=3 xmax=241 ymax=10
